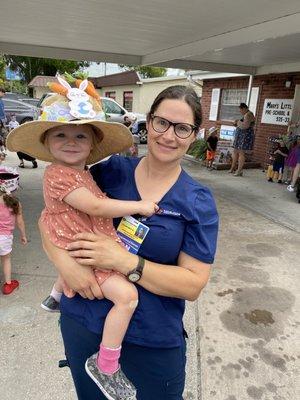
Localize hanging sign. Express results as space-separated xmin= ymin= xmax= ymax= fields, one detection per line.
xmin=261 ymin=99 xmax=294 ymax=125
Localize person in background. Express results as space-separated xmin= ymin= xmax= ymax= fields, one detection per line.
xmin=229 ymin=103 xmax=255 ymax=176
xmin=0 ymin=88 xmax=6 ymax=153
xmin=0 ymin=88 xmax=6 ymax=125
xmin=287 ymin=136 xmax=300 ymax=192
xmin=8 ymin=114 xmax=19 ymax=131
xmin=205 ymin=126 xmax=219 ymax=170
xmin=0 ymin=151 xmax=6 ymax=164
xmin=16 ymin=152 xmax=38 ymax=168
xmin=267 ymin=139 xmax=289 ymax=183
xmin=0 ymin=184 xmax=27 ymax=295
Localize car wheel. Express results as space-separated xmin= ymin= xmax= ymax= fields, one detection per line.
xmin=20 ymin=117 xmax=33 ymax=124
xmin=138 ymin=125 xmax=147 ymax=144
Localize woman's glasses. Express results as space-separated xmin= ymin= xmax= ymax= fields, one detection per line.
xmin=150 ymin=115 xmax=196 ymax=139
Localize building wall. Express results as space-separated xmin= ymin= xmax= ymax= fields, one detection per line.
xmin=201 ymin=72 xmax=300 ymax=166
xmin=96 ymin=78 xmax=202 ymax=114
xmin=97 ymin=85 xmax=142 ymax=112
xmin=33 ymin=87 xmax=48 ymax=99
xmin=139 ymin=79 xmax=201 ymax=114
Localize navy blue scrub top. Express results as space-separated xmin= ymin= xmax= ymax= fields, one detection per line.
xmin=60 ymin=156 xmax=219 ymax=348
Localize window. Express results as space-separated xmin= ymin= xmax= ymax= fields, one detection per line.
xmin=105 ymin=91 xmax=116 ymax=100
xmin=102 ymin=98 xmax=123 ymax=114
xmin=123 ymin=91 xmax=133 ymax=112
xmin=219 ymin=89 xmax=247 ymax=121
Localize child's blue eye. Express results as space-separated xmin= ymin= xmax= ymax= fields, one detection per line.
xmin=77 ymin=134 xmax=88 ymax=139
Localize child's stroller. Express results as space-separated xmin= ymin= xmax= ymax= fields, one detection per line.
xmin=0 ymin=166 xmax=19 ymax=192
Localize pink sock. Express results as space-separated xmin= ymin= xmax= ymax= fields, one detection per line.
xmin=97 ymin=344 xmax=121 ymax=375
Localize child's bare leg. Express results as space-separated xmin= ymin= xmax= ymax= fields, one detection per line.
xmin=85 ymin=274 xmax=137 ymax=398
xmin=96 ymin=274 xmax=138 ymax=375
xmin=101 ymin=274 xmax=138 ymax=349
xmin=1 ymin=253 xmax=12 ymax=283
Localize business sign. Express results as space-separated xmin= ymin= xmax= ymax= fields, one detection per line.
xmin=261 ymin=99 xmax=294 ymax=125
xmin=220 ymin=125 xmax=235 ymax=141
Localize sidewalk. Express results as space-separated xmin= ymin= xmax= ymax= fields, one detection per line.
xmin=0 ymin=150 xmax=299 ymax=400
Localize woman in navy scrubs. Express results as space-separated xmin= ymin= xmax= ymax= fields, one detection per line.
xmin=40 ymin=85 xmax=219 ymax=400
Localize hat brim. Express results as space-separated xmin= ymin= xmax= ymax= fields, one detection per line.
xmin=6 ymin=119 xmax=133 ymax=165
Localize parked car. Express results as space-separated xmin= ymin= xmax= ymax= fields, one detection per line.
xmin=131 ymin=116 xmax=147 ymax=144
xmin=36 ymin=93 xmax=137 ymax=126
xmin=21 ymin=98 xmax=40 ymax=107
xmin=3 ymin=98 xmax=37 ymax=125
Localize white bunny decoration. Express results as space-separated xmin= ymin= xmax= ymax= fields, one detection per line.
xmin=56 ymin=75 xmax=96 ymax=119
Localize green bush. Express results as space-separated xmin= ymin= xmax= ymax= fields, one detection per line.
xmin=187 ymin=139 xmax=207 ymax=160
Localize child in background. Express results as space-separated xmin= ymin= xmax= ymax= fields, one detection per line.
xmin=0 ymin=184 xmax=27 ymax=294
xmin=0 ymin=152 xmax=6 ymax=164
xmin=206 ymin=126 xmax=219 ymax=170
xmin=8 ymin=114 xmax=19 ymax=131
xmin=267 ymin=139 xmax=289 ymax=183
xmin=7 ymin=75 xmax=158 ymax=400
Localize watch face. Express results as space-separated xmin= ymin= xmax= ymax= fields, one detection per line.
xmin=128 ymin=272 xmax=141 ymax=282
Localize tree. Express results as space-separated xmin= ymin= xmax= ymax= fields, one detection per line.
xmin=120 ymin=65 xmax=167 ymax=79
xmin=3 ymin=55 xmax=90 ymax=84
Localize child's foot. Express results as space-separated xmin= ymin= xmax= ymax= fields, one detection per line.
xmin=41 ymin=295 xmax=60 ymax=312
xmin=85 ymin=352 xmax=137 ymax=400
xmin=277 ymin=180 xmax=282 ymax=184
xmin=2 ymin=280 xmax=19 ymax=295
xmin=287 ymin=185 xmax=295 ymax=192
xmin=268 ymin=178 xmax=273 ymax=182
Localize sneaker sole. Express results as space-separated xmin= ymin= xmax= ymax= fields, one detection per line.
xmin=40 ymin=303 xmax=60 ymax=313
xmin=84 ymin=360 xmax=136 ymax=400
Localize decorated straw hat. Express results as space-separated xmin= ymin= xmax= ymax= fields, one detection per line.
xmin=6 ymin=74 xmax=133 ymax=165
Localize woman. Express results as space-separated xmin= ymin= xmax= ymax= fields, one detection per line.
xmin=39 ymin=85 xmax=219 ymax=400
xmin=229 ymin=102 xmax=255 ymax=176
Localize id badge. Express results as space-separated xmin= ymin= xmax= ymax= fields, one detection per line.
xmin=117 ymin=216 xmax=149 ymax=254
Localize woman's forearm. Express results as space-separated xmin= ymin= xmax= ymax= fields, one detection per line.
xmin=111 ymin=251 xmax=210 ymax=301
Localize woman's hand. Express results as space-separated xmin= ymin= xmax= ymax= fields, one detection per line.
xmin=39 ymin=219 xmax=104 ymax=300
xmin=68 ymin=230 xmax=137 ymax=275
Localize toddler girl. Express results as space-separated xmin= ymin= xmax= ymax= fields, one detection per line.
xmin=0 ymin=184 xmax=27 ymax=294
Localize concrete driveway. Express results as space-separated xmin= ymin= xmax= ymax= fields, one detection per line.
xmin=0 ymin=150 xmax=299 ymax=400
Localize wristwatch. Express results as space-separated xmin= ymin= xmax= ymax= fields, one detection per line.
xmin=127 ymin=256 xmax=145 ymax=283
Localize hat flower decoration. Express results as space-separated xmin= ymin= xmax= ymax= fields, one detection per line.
xmin=7 ymin=72 xmax=133 ymax=164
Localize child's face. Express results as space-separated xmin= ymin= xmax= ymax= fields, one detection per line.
xmin=46 ymin=124 xmax=94 ymax=169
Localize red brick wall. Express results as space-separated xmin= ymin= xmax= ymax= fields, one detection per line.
xmin=201 ymin=72 xmax=300 ymax=166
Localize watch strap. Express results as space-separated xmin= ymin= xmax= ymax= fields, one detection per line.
xmin=127 ymin=256 xmax=145 ymax=280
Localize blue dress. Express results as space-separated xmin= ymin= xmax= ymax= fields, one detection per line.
xmin=233 ymin=112 xmax=255 ymax=151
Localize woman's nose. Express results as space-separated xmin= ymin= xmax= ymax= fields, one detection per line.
xmin=163 ymin=125 xmax=176 ymax=139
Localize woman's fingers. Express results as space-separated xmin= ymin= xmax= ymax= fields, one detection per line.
xmin=73 ymin=257 xmax=96 ymax=266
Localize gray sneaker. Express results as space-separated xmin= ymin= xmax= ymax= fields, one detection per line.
xmin=85 ymin=352 xmax=137 ymax=400
xmin=40 ymin=295 xmax=60 ymax=312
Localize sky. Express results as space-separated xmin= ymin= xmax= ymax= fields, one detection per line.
xmin=84 ymin=62 xmax=185 ymax=78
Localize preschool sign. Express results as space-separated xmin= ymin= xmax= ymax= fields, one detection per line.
xmin=261 ymin=99 xmax=294 ymax=125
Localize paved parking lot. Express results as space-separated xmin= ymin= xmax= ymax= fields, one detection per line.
xmin=0 ymin=150 xmax=299 ymax=400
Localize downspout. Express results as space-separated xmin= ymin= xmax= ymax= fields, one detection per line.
xmin=246 ymin=75 xmax=253 ymax=105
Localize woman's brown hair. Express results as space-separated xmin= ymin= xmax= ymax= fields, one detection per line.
xmin=147 ymin=85 xmax=202 ymax=130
